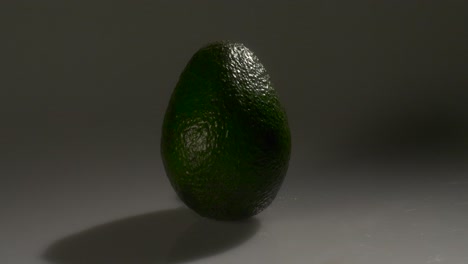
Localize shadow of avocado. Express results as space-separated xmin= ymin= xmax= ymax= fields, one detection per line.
xmin=43 ymin=207 xmax=260 ymax=264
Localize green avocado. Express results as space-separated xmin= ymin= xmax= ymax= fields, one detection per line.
xmin=161 ymin=41 xmax=291 ymax=220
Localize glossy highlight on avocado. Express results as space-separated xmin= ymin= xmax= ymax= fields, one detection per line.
xmin=161 ymin=41 xmax=291 ymax=220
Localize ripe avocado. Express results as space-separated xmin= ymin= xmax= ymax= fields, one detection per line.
xmin=161 ymin=41 xmax=291 ymax=220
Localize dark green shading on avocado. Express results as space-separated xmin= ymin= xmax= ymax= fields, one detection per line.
xmin=161 ymin=41 xmax=291 ymax=220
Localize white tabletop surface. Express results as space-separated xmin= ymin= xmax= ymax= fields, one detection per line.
xmin=3 ymin=137 xmax=468 ymax=264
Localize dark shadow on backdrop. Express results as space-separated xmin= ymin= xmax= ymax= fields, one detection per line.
xmin=43 ymin=207 xmax=260 ymax=264
xmin=343 ymin=98 xmax=468 ymax=161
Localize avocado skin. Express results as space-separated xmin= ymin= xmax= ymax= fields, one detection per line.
xmin=161 ymin=41 xmax=291 ymax=220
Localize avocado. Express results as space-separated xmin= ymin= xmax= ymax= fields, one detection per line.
xmin=161 ymin=41 xmax=291 ymax=220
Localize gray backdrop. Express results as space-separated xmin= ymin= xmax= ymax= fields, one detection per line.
xmin=2 ymin=1 xmax=468 ymax=263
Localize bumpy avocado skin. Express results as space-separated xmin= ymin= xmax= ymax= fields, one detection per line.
xmin=161 ymin=41 xmax=291 ymax=220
